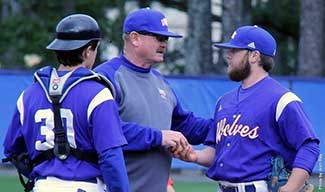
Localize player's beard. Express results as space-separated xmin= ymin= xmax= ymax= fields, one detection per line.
xmin=228 ymin=53 xmax=251 ymax=82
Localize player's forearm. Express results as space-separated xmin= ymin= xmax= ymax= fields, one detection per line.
xmin=99 ymin=147 xmax=129 ymax=192
xmin=293 ymin=140 xmax=319 ymax=173
xmin=195 ymin=146 xmax=215 ymax=167
xmin=279 ymin=168 xmax=309 ymax=192
xmin=279 ymin=141 xmax=319 ymax=192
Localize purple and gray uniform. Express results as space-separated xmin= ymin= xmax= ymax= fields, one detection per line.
xmin=205 ymin=76 xmax=320 ymax=183
xmin=95 ymin=55 xmax=214 ymax=192
xmin=3 ymin=66 xmax=128 ymax=191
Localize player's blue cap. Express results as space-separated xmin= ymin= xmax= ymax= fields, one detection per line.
xmin=214 ymin=25 xmax=277 ymax=57
xmin=123 ymin=8 xmax=182 ymax=38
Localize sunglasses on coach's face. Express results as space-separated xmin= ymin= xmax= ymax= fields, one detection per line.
xmin=136 ymin=31 xmax=169 ymax=42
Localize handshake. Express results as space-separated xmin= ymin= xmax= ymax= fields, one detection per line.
xmin=161 ymin=130 xmax=198 ymax=163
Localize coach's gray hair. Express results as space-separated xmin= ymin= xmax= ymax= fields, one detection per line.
xmin=122 ymin=33 xmax=130 ymax=42
xmin=260 ymin=54 xmax=275 ymax=72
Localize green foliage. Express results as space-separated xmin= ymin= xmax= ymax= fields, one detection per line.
xmin=251 ymin=0 xmax=300 ymax=75
xmin=0 ymin=0 xmax=305 ymax=75
xmin=0 ymin=0 xmax=126 ymax=69
xmin=252 ymin=0 xmax=300 ymax=37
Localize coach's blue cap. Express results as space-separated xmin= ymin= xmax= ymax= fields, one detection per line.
xmin=123 ymin=8 xmax=182 ymax=38
xmin=214 ymin=25 xmax=277 ymax=57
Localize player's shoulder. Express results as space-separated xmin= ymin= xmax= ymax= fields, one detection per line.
xmin=262 ymin=77 xmax=303 ymax=109
xmin=265 ymin=77 xmax=291 ymax=96
xmin=23 ymin=81 xmax=45 ymax=98
xmin=220 ymin=87 xmax=238 ymax=99
xmin=75 ymin=79 xmax=111 ymax=93
xmin=63 ymin=68 xmax=115 ymax=101
xmin=66 ymin=80 xmax=114 ymax=108
xmin=83 ymin=81 xmax=114 ymax=99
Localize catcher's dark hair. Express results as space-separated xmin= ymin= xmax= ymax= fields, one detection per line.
xmin=55 ymin=40 xmax=99 ymax=67
xmin=259 ymin=54 xmax=275 ymax=72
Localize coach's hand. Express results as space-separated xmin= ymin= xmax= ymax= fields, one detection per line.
xmin=161 ymin=130 xmax=189 ymax=153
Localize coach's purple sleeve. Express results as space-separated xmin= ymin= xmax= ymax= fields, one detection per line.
xmin=99 ymin=147 xmax=129 ymax=192
xmin=121 ymin=122 xmax=162 ymax=151
xmin=171 ymin=100 xmax=213 ymax=145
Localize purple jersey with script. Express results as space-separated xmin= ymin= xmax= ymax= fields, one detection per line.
xmin=205 ymin=76 xmax=319 ymax=182
xmin=3 ymin=66 xmax=127 ymax=181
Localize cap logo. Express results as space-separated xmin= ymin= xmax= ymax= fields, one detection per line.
xmin=247 ymin=42 xmax=256 ymax=49
xmin=161 ymin=18 xmax=168 ymax=27
xmin=53 ymin=78 xmax=60 ymax=84
xmin=231 ymin=31 xmax=237 ymax=39
xmin=52 ymin=78 xmax=60 ymax=90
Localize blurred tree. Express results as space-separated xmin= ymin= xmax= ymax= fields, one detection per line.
xmin=298 ymin=0 xmax=324 ymax=76
xmin=1 ymin=0 xmax=323 ymax=77
xmin=252 ymin=0 xmax=300 ymax=76
xmin=185 ymin=0 xmax=213 ymax=74
xmin=159 ymin=0 xmax=221 ymax=74
xmin=105 ymin=0 xmax=126 ymax=52
xmin=0 ymin=0 xmax=125 ymax=69
xmin=216 ymin=0 xmax=302 ymax=76
xmin=217 ymin=0 xmax=252 ymax=73
xmin=0 ymin=0 xmax=187 ymax=71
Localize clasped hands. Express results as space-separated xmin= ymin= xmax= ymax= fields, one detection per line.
xmin=161 ymin=130 xmax=197 ymax=162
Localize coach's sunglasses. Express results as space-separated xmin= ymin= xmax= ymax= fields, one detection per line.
xmin=136 ymin=31 xmax=169 ymax=42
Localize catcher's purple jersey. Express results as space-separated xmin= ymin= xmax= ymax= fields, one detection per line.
xmin=3 ymin=66 xmax=127 ymax=180
xmin=205 ymin=76 xmax=319 ymax=182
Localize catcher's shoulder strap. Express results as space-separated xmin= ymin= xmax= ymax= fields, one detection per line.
xmin=1 ymin=68 xmax=103 ymax=192
xmin=48 ymin=69 xmax=71 ymax=160
xmin=33 ymin=68 xmax=98 ymax=164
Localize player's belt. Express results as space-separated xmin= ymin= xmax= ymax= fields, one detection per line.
xmin=219 ymin=183 xmax=255 ymax=192
xmin=218 ymin=180 xmax=267 ymax=192
xmin=36 ymin=176 xmax=98 ymax=184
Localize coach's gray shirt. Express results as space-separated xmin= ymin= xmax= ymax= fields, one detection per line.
xmin=95 ymin=55 xmax=213 ymax=192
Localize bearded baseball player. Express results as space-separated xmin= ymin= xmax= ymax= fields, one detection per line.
xmin=176 ymin=25 xmax=320 ymax=192
xmin=3 ymin=14 xmax=129 ymax=192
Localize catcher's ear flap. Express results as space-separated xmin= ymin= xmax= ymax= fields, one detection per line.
xmin=2 ymin=153 xmax=33 ymax=177
xmin=10 ymin=153 xmax=33 ymax=177
xmin=2 ymin=153 xmax=35 ymax=192
xmin=2 ymin=157 xmax=11 ymax=163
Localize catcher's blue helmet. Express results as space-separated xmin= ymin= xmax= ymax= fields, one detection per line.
xmin=47 ymin=14 xmax=101 ymax=51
